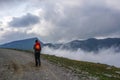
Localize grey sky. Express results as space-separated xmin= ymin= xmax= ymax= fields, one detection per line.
xmin=0 ymin=0 xmax=120 ymax=44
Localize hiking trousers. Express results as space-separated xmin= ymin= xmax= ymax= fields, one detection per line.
xmin=34 ymin=51 xmax=41 ymax=67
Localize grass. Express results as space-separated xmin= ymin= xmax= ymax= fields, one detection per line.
xmin=41 ymin=54 xmax=120 ymax=80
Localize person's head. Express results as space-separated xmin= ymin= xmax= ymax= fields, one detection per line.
xmin=35 ymin=39 xmax=38 ymax=43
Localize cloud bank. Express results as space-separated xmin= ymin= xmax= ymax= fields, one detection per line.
xmin=9 ymin=13 xmax=40 ymax=27
xmin=42 ymin=47 xmax=120 ymax=67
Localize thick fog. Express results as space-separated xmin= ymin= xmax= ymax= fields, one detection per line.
xmin=42 ymin=47 xmax=120 ymax=67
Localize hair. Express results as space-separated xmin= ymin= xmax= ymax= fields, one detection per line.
xmin=35 ymin=39 xmax=38 ymax=43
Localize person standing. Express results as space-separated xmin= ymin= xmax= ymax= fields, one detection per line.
xmin=33 ymin=39 xmax=41 ymax=67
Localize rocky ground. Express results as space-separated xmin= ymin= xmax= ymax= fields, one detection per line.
xmin=0 ymin=49 xmax=98 ymax=80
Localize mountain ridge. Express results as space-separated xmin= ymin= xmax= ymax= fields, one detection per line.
xmin=45 ymin=38 xmax=120 ymax=52
xmin=0 ymin=37 xmax=120 ymax=52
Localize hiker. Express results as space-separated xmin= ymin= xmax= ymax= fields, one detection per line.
xmin=33 ymin=39 xmax=41 ymax=67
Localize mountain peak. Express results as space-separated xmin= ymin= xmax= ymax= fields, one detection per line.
xmin=19 ymin=37 xmax=38 ymax=41
xmin=0 ymin=37 xmax=43 ymax=50
xmin=86 ymin=38 xmax=97 ymax=41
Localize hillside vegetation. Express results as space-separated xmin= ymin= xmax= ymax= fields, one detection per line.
xmin=42 ymin=54 xmax=120 ymax=80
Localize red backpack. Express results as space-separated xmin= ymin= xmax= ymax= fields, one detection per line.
xmin=35 ymin=42 xmax=41 ymax=50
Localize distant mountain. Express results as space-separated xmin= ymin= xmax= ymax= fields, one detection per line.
xmin=66 ymin=38 xmax=120 ymax=51
xmin=44 ymin=43 xmax=63 ymax=49
xmin=45 ymin=38 xmax=120 ymax=52
xmin=0 ymin=37 xmax=120 ymax=52
xmin=0 ymin=37 xmax=44 ymax=50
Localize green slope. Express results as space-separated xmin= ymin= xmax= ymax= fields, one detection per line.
xmin=42 ymin=54 xmax=120 ymax=80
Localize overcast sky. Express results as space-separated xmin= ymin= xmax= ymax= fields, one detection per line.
xmin=0 ymin=0 xmax=120 ymax=44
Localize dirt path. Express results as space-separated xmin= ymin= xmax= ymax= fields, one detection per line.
xmin=0 ymin=49 xmax=79 ymax=80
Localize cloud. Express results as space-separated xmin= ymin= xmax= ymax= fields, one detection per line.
xmin=0 ymin=28 xmax=4 ymax=31
xmin=58 ymin=6 xmax=120 ymax=39
xmin=0 ymin=0 xmax=17 ymax=5
xmin=0 ymin=0 xmax=25 ymax=9
xmin=37 ymin=0 xmax=120 ymax=42
xmin=26 ymin=20 xmax=55 ymax=37
xmin=42 ymin=47 xmax=120 ymax=67
xmin=1 ymin=0 xmax=120 ymax=43
xmin=8 ymin=13 xmax=40 ymax=27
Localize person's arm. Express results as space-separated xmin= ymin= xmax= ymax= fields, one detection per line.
xmin=33 ymin=44 xmax=35 ymax=50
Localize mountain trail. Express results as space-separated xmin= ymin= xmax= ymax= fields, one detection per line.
xmin=0 ymin=49 xmax=80 ymax=80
